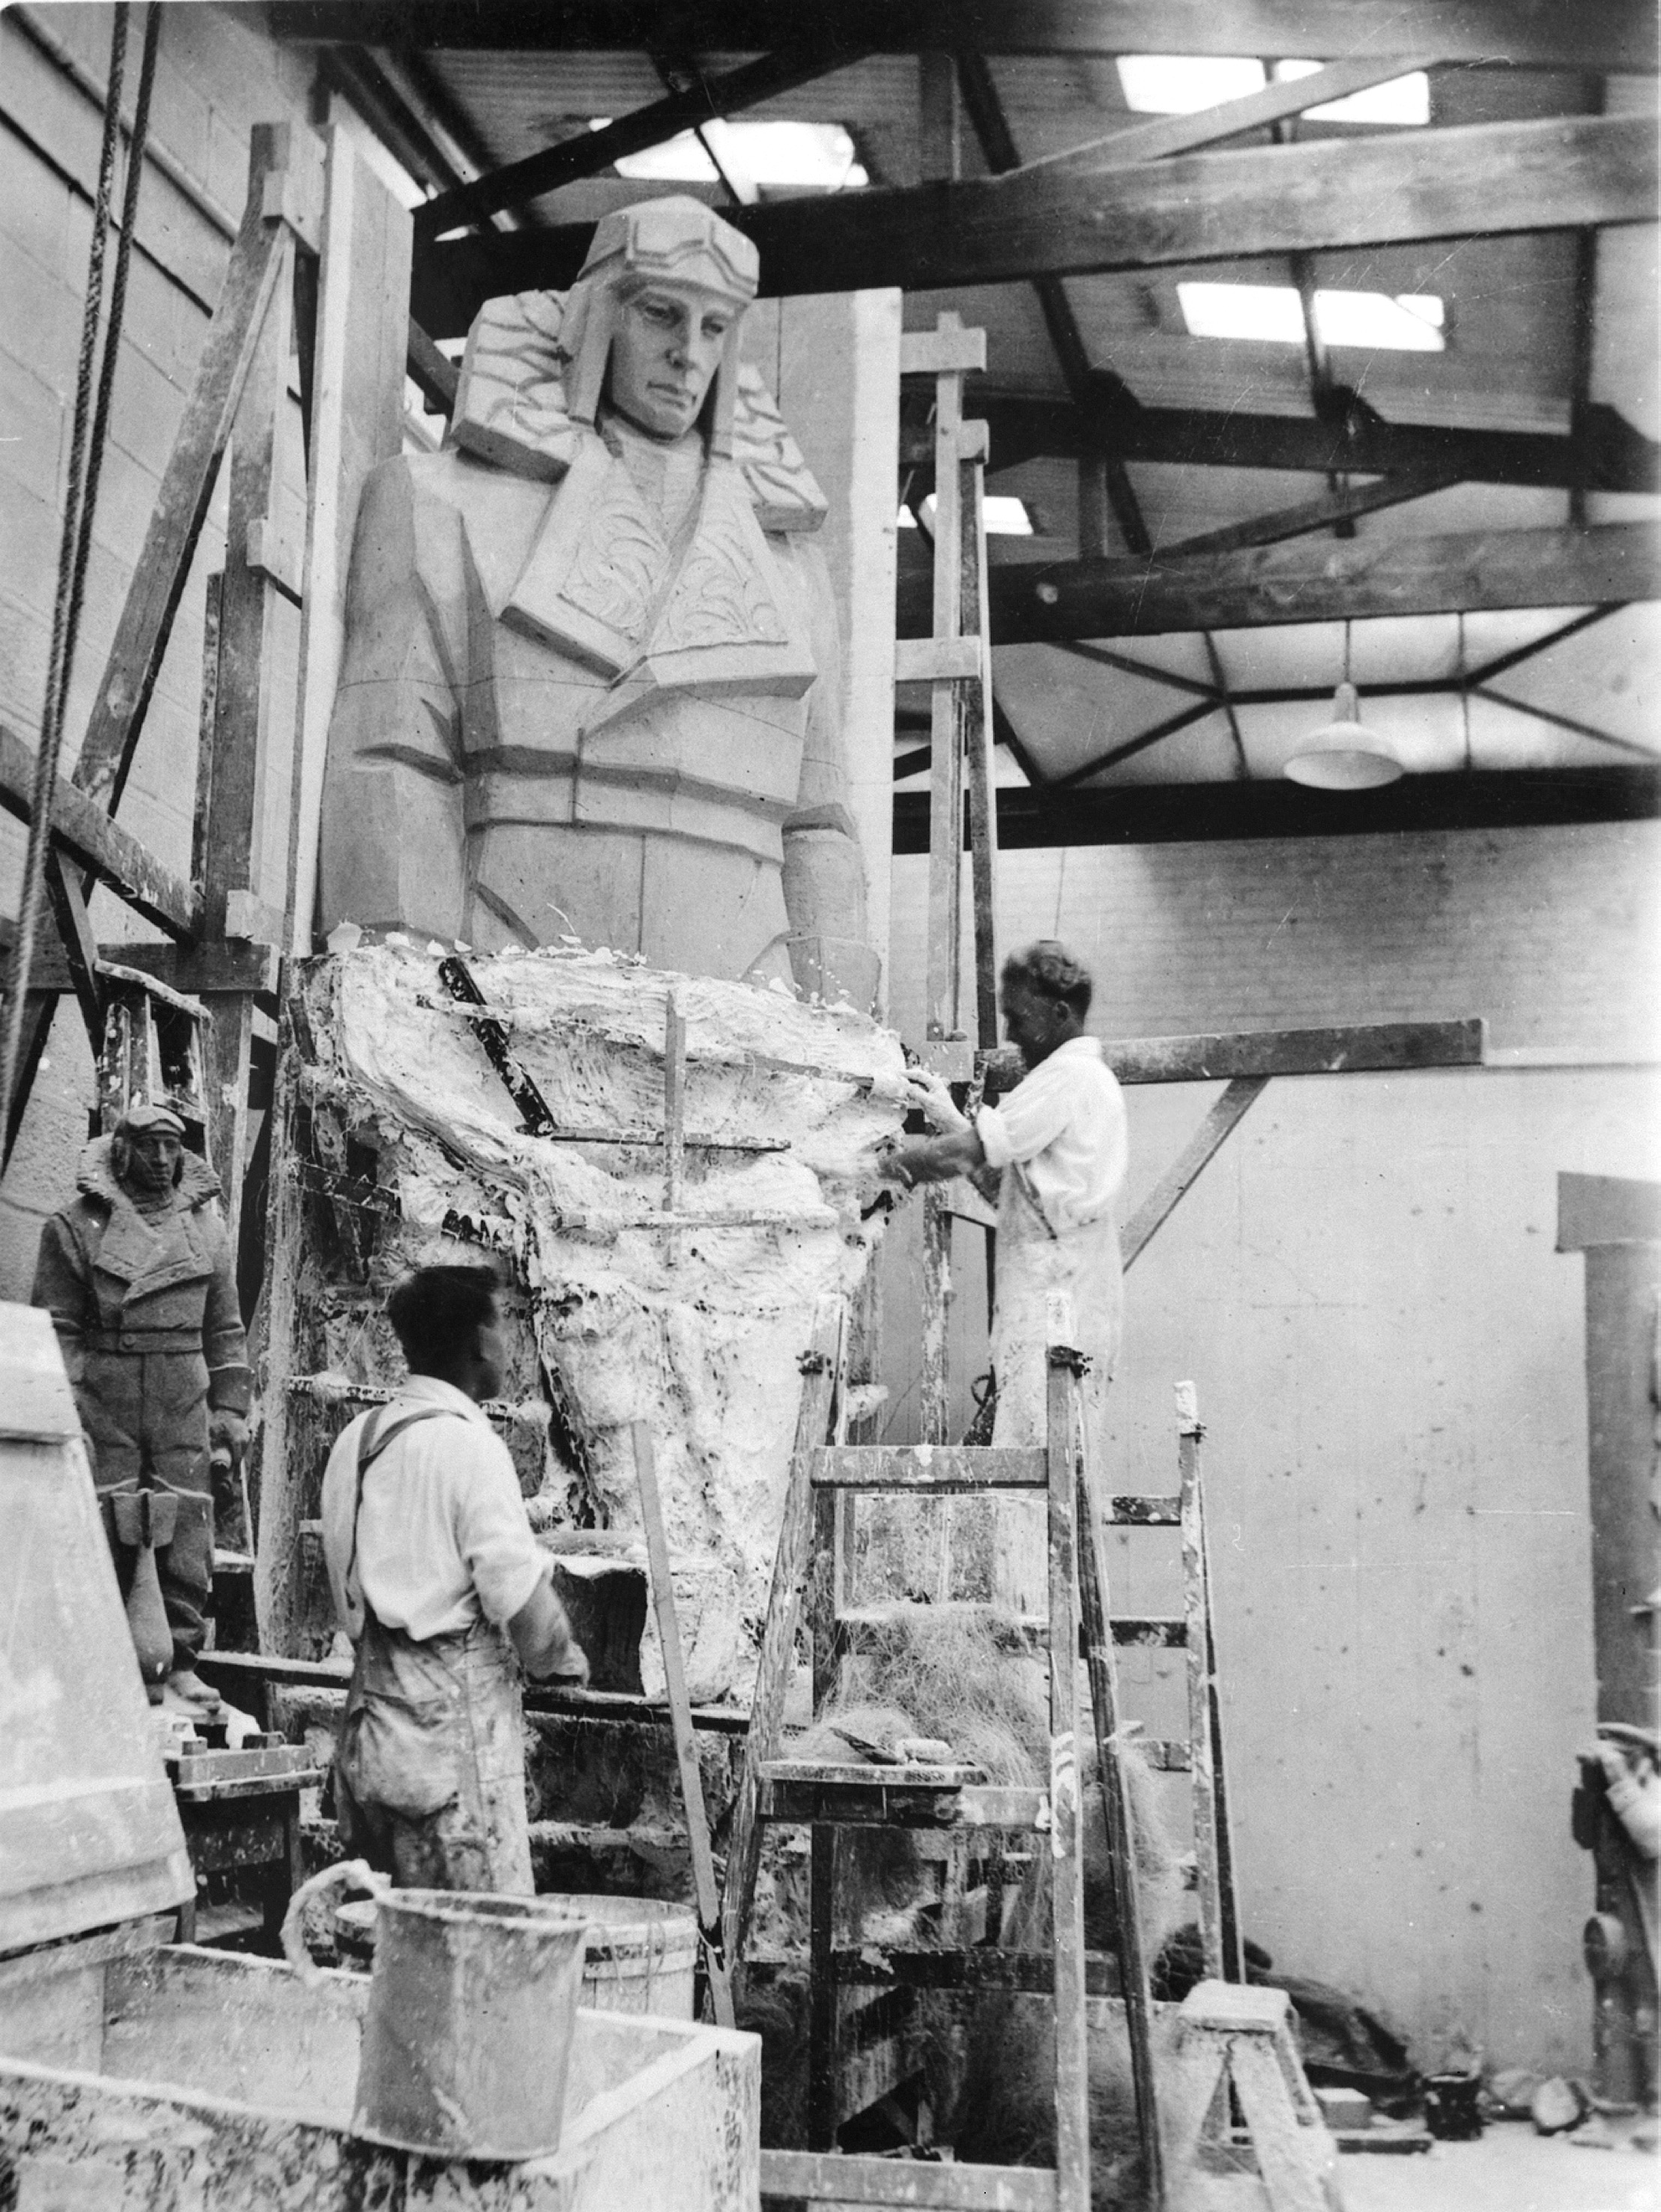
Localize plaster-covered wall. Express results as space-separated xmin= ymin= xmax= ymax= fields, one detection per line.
xmin=882 ymin=819 xmax=1660 ymax=2072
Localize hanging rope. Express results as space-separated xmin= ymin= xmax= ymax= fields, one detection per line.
xmin=64 ymin=0 xmax=160 ymax=754
xmin=0 ymin=4 xmax=150 ymax=1144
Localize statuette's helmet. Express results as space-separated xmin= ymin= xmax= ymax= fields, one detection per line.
xmin=559 ymin=196 xmax=760 ymax=453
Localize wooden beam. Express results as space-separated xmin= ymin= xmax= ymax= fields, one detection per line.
xmin=412 ymin=34 xmax=881 ymax=238
xmin=1107 ymin=1021 xmax=1484 ymax=1086
xmin=267 ymin=2 xmax=1660 ymax=73
xmin=892 ymin=766 xmax=1661 ymax=851
xmin=0 ymin=724 xmax=200 ymax=938
xmin=1158 ymin=471 xmax=1462 ymax=562
xmin=899 ymin=524 xmax=1661 ymax=645
xmin=411 ymin=112 xmax=1658 ymax=332
xmin=72 ymin=130 xmax=308 ymax=812
xmin=0 ymin=936 xmax=280 ymax=999
xmin=954 ymin=393 xmax=1660 ymax=495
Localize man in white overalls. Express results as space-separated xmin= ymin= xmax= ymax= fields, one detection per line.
xmin=321 ymin=1265 xmax=588 ymax=1892
xmin=877 ymin=942 xmax=1128 ymax=1608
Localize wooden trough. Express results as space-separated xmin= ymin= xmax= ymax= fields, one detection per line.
xmin=0 ymin=1305 xmax=760 ymax=2211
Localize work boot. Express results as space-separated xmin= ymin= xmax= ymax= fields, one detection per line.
xmin=164 ymin=1664 xmax=222 ymax=1712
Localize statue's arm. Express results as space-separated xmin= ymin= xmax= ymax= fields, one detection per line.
xmin=316 ymin=460 xmax=470 ymax=941
xmin=200 ymin=1213 xmax=252 ymax=1415
xmin=777 ymin=535 xmax=879 ymax=1007
xmin=31 ymin=1213 xmax=91 ymax=1383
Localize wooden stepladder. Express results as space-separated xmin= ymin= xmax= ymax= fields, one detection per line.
xmin=731 ymin=1294 xmax=1145 ymax=2212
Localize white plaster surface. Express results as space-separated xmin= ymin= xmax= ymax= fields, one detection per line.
xmin=317 ymin=943 xmax=905 ymax=1701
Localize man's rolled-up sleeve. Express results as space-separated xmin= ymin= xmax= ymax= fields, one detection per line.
xmin=975 ymin=1067 xmax=1072 ymax=1171
xmin=452 ymin=1430 xmax=549 ymax=1626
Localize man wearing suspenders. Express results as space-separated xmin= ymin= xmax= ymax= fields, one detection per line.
xmin=320 ymin=1264 xmax=588 ymax=1893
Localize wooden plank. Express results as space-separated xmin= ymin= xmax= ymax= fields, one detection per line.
xmin=412 ymin=32 xmax=886 ymax=239
xmin=71 ymin=157 xmax=290 ymax=812
xmin=290 ymin=130 xmax=412 ymax=954
xmin=719 ymin=1297 xmax=842 ymax=1969
xmin=949 ymin=393 xmax=1660 ymax=496
xmin=828 ymin=1947 xmax=1124 ymax=1998
xmin=411 ymin=114 xmax=1659 ymax=330
xmin=1557 ymin=1171 xmax=1661 ymax=1249
xmin=895 ymin=767 xmax=1661 ymax=856
xmin=1123 ymin=1077 xmax=1268 ymax=1271
xmin=1043 ymin=1297 xmax=1089 ymax=2212
xmin=1071 ymin=1324 xmax=1164 ymax=2208
xmin=252 ymin=1002 xmax=309 ymax=1655
xmin=899 ymin=524 xmax=1661 ymax=648
xmin=760 ymin=2145 xmax=1058 ymax=2209
xmin=0 ymin=724 xmax=201 ymax=937
xmin=0 ymin=937 xmax=282 ymax=998
xmin=1108 ymin=1019 xmax=1485 ymax=1085
xmin=1158 ymin=472 xmax=1462 ymax=563
xmin=1179 ymin=1385 xmax=1223 ymax=1982
xmin=270 ymin=1 xmax=1660 ymax=73
xmin=631 ymin=1419 xmax=735 ymax=2028
xmin=811 ymin=1446 xmax=1047 ymax=1491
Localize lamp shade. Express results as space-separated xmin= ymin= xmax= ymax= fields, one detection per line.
xmin=1283 ymin=682 xmax=1406 ymax=790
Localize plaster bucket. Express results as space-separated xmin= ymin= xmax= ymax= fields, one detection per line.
xmin=283 ymin=1860 xmax=589 ymax=2160
xmin=566 ymin=1894 xmax=698 ymax=2017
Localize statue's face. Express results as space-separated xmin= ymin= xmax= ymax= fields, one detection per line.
xmin=606 ymin=280 xmax=738 ymax=441
xmin=122 ymin=1129 xmax=183 ymax=1193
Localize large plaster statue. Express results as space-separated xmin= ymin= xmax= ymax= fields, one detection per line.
xmin=319 ymin=196 xmax=876 ymax=1007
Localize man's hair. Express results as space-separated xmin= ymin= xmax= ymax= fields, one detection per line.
xmin=1001 ymin=940 xmax=1093 ymax=1020
xmin=385 ymin=1264 xmax=501 ymax=1376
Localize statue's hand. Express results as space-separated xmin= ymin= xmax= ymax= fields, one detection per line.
xmin=209 ymin=1408 xmax=249 ymax=1466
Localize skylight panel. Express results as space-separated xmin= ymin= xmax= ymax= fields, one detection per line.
xmin=596 ymin=119 xmax=868 ymax=192
xmin=1273 ymin=60 xmax=1431 ymax=125
xmin=1119 ymin=55 xmax=1428 ymax=124
xmin=1117 ymin=55 xmax=1265 ymax=113
xmin=1177 ymin=282 xmax=1446 ymax=352
xmin=898 ymin=497 xmax=1035 ymax=536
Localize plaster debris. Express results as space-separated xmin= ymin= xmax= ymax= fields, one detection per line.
xmin=303 ymin=943 xmax=906 ymax=1700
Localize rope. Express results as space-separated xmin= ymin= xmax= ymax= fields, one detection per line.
xmin=0 ymin=4 xmax=146 ymax=1141
xmin=63 ymin=0 xmax=160 ymax=765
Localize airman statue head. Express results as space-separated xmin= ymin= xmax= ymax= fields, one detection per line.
xmin=559 ymin=196 xmax=759 ymax=453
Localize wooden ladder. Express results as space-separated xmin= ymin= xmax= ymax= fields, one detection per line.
xmin=727 ymin=1294 xmax=1161 ymax=2211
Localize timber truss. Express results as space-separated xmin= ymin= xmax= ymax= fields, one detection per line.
xmin=264 ymin=1 xmax=1660 ymax=845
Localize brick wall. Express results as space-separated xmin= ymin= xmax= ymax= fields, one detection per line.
xmin=0 ymin=2 xmax=316 ymax=1294
xmin=889 ymin=819 xmax=1661 ymax=1057
xmin=884 ymin=822 xmax=1659 ymax=2070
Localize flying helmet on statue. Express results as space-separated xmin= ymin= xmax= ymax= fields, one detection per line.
xmin=557 ymin=195 xmax=760 ymax=455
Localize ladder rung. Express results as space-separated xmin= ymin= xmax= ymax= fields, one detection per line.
xmin=837 ymin=1606 xmax=1188 ymax=1654
xmin=828 ymin=1946 xmax=1125 ymax=1999
xmin=1108 ymin=1494 xmax=1182 ymax=1526
xmin=759 ymin=1766 xmax=1049 ymax=1832
xmin=760 ymin=2148 xmax=1056 ymax=2210
xmin=810 ymin=1446 xmax=1047 ymax=1492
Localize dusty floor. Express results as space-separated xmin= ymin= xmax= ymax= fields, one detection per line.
xmin=1335 ymin=2119 xmax=1658 ymax=2212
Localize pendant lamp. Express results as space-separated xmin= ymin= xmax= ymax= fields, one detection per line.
xmin=1283 ymin=622 xmax=1405 ymax=790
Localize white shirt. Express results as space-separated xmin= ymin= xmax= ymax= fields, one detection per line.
xmin=321 ymin=1375 xmax=547 ymax=1643
xmin=975 ymin=1035 xmax=1129 ymax=1237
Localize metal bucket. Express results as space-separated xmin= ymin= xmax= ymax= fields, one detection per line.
xmin=566 ymin=1894 xmax=698 ymax=2017
xmin=283 ymin=1860 xmax=589 ymax=2160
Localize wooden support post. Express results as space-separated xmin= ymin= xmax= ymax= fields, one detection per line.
xmin=631 ymin=1419 xmax=736 ymax=2030
xmin=1123 ymin=1075 xmax=1268 ymax=1270
xmin=289 ymin=126 xmax=412 ymax=952
xmin=1075 ymin=1354 xmax=1165 ymax=2200
xmin=252 ymin=987 xmax=308 ymax=1655
xmin=1044 ymin=1294 xmax=1089 ymax=2212
xmin=720 ymin=1297 xmax=843 ymax=1972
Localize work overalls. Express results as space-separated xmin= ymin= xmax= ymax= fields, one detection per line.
xmin=989 ymin=1162 xmax=1123 ymax=1613
xmin=333 ymin=1405 xmax=534 ymax=1894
